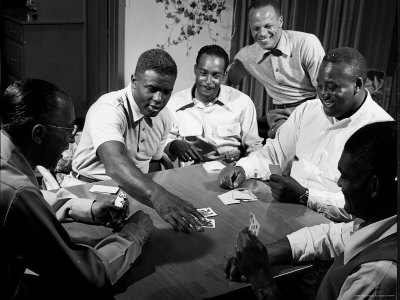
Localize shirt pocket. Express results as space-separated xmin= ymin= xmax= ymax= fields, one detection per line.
xmin=179 ymin=122 xmax=203 ymax=137
xmin=217 ymin=123 xmax=241 ymax=137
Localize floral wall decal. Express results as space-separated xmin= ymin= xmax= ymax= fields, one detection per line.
xmin=155 ymin=0 xmax=227 ymax=55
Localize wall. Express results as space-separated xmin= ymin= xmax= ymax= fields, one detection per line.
xmin=124 ymin=0 xmax=233 ymax=93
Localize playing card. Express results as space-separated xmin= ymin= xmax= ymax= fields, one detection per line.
xmin=89 ymin=185 xmax=119 ymax=194
xmin=218 ymin=191 xmax=241 ymax=205
xmin=201 ymin=218 xmax=216 ymax=228
xmin=202 ymin=161 xmax=226 ymax=173
xmin=197 ymin=207 xmax=218 ymax=217
xmin=114 ymin=192 xmax=126 ymax=208
xmin=232 ymin=189 xmax=258 ymax=202
xmin=269 ymin=164 xmax=282 ymax=176
xmin=249 ymin=211 xmax=260 ymax=236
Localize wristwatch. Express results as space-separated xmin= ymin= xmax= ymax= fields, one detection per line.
xmin=299 ymin=189 xmax=309 ymax=206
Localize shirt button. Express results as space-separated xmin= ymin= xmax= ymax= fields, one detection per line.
xmin=141 ymin=139 xmax=145 ymax=143
xmin=142 ymin=128 xmax=145 ymax=131
xmin=275 ymin=68 xmax=279 ymax=72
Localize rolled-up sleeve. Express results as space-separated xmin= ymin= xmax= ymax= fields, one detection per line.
xmin=287 ymin=222 xmax=352 ymax=262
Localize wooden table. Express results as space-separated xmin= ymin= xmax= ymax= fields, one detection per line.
xmin=63 ymin=165 xmax=330 ymax=300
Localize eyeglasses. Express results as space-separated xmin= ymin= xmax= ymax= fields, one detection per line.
xmin=46 ymin=124 xmax=78 ymax=138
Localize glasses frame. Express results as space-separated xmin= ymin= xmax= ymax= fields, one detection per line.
xmin=46 ymin=124 xmax=78 ymax=138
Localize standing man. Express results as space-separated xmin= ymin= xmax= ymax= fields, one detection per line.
xmin=224 ymin=121 xmax=397 ymax=300
xmin=219 ymin=47 xmax=393 ymax=222
xmin=67 ymin=49 xmax=206 ymax=232
xmin=0 ymin=79 xmax=153 ymax=299
xmin=228 ymin=0 xmax=325 ymax=137
xmin=166 ymin=45 xmax=262 ymax=164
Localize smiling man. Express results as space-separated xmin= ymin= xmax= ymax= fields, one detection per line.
xmin=165 ymin=45 xmax=262 ymax=164
xmin=65 ymin=49 xmax=207 ymax=233
xmin=218 ymin=47 xmax=393 ymax=222
xmin=227 ymin=0 xmax=325 ymax=138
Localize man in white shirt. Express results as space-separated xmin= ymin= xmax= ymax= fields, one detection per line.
xmin=225 ymin=121 xmax=397 ymax=300
xmin=68 ymin=49 xmax=207 ymax=233
xmin=218 ymin=47 xmax=393 ymax=222
xmin=165 ymin=45 xmax=262 ymax=164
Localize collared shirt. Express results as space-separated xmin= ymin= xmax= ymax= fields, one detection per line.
xmin=165 ymin=85 xmax=262 ymax=161
xmin=0 ymin=131 xmax=148 ymax=298
xmin=287 ymin=215 xmax=397 ymax=299
xmin=73 ymin=83 xmax=171 ymax=179
xmin=236 ymin=92 xmax=393 ymax=222
xmin=234 ymin=30 xmax=325 ymax=105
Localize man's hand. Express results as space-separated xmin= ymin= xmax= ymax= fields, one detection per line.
xmin=153 ymin=187 xmax=207 ymax=233
xmin=224 ymin=254 xmax=245 ymax=282
xmin=218 ymin=166 xmax=246 ymax=189
xmin=124 ymin=210 xmax=154 ymax=237
xmin=269 ymin=174 xmax=307 ymax=203
xmin=169 ymin=140 xmax=202 ymax=162
xmin=91 ymin=198 xmax=129 ymax=228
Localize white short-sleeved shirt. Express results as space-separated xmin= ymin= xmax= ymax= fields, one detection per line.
xmin=165 ymin=85 xmax=262 ymax=161
xmin=73 ymin=84 xmax=171 ymax=180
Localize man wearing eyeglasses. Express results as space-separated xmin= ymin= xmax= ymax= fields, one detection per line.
xmin=0 ymin=79 xmax=153 ymax=299
xmin=165 ymin=45 xmax=262 ymax=165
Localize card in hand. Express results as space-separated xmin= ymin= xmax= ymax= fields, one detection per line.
xmin=197 ymin=207 xmax=218 ymax=217
xmin=269 ymin=164 xmax=282 ymax=176
xmin=114 ymin=192 xmax=126 ymax=208
xmin=249 ymin=211 xmax=260 ymax=236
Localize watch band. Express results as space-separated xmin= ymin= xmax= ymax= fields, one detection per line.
xmin=299 ymin=189 xmax=309 ymax=205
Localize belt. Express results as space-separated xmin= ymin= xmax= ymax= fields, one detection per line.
xmin=272 ymin=97 xmax=314 ymax=109
xmin=71 ymin=170 xmax=99 ymax=183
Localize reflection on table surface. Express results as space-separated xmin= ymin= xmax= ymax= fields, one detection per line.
xmin=63 ymin=165 xmax=329 ymax=300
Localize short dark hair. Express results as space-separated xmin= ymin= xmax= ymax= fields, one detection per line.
xmin=344 ymin=121 xmax=396 ymax=181
xmin=323 ymin=47 xmax=367 ymax=83
xmin=196 ymin=45 xmax=229 ymax=71
xmin=0 ymin=78 xmax=69 ymax=140
xmin=249 ymin=0 xmax=282 ymax=16
xmin=135 ymin=49 xmax=177 ymax=77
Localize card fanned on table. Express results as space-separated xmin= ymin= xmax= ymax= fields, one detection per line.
xmin=202 ymin=161 xmax=226 ymax=173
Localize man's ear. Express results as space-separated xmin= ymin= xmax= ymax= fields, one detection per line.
xmin=32 ymin=124 xmax=46 ymax=145
xmin=131 ymin=74 xmax=137 ymax=87
xmin=279 ymin=16 xmax=283 ymax=27
xmin=354 ymin=77 xmax=363 ymax=94
xmin=194 ymin=64 xmax=198 ymax=75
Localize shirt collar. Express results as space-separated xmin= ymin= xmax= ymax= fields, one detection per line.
xmin=1 ymin=130 xmax=39 ymax=188
xmin=125 ymin=83 xmax=144 ymax=122
xmin=344 ymin=215 xmax=397 ymax=264
xmin=323 ymin=90 xmax=374 ymax=127
xmin=190 ymin=85 xmax=229 ymax=109
xmin=255 ymin=30 xmax=291 ymax=62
